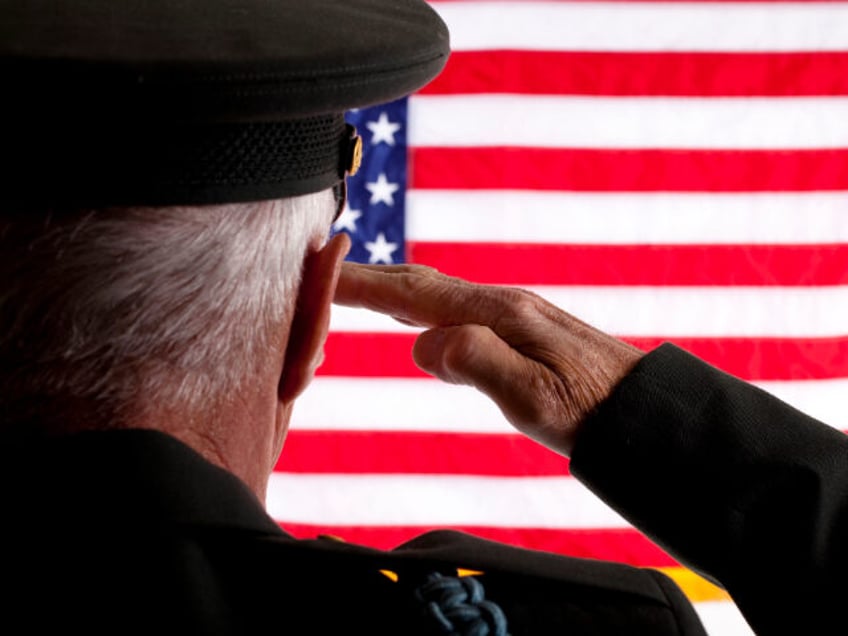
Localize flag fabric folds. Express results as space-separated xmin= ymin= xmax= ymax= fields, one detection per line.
xmin=273 ymin=2 xmax=848 ymax=634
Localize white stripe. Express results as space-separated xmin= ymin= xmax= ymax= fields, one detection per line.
xmin=755 ymin=379 xmax=848 ymax=429
xmin=694 ymin=601 xmax=755 ymax=636
xmin=331 ymin=286 xmax=848 ymax=338
xmin=406 ymin=191 xmax=848 ymax=245
xmin=331 ymin=305 xmax=422 ymax=333
xmin=430 ymin=2 xmax=848 ymax=52
xmin=408 ymin=95 xmax=848 ymax=149
xmin=535 ymin=286 xmax=848 ymax=338
xmin=294 ymin=377 xmax=510 ymax=433
xmin=296 ymin=377 xmax=848 ymax=433
xmin=266 ymin=473 xmax=629 ymax=528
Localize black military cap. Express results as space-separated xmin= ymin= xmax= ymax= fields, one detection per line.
xmin=0 ymin=0 xmax=450 ymax=208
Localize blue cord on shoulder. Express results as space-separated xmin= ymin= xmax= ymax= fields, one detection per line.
xmin=414 ymin=572 xmax=510 ymax=636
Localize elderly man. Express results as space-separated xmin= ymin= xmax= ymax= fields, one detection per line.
xmin=14 ymin=1 xmax=848 ymax=635
xmin=0 ymin=1 xmax=709 ymax=634
xmin=5 ymin=1 xmax=848 ymax=635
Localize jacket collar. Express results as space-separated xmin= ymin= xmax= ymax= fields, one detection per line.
xmin=3 ymin=428 xmax=285 ymax=536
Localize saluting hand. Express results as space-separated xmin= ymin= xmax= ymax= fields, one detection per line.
xmin=333 ymin=263 xmax=644 ymax=457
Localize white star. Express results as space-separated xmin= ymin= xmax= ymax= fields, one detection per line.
xmin=365 ymin=112 xmax=401 ymax=146
xmin=333 ymin=206 xmax=362 ymax=233
xmin=364 ymin=233 xmax=399 ymax=264
xmin=365 ymin=173 xmax=399 ymax=206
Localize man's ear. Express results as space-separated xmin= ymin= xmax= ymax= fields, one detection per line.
xmin=278 ymin=232 xmax=351 ymax=404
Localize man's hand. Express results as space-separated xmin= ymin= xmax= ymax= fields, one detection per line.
xmin=333 ymin=263 xmax=644 ymax=457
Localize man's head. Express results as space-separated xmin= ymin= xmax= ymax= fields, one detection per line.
xmin=0 ymin=0 xmax=449 ymax=498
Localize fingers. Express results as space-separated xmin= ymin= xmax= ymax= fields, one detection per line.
xmin=334 ymin=261 xmax=516 ymax=330
xmin=413 ymin=324 xmax=574 ymax=455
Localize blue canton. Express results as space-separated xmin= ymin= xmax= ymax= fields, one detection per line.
xmin=333 ymin=98 xmax=407 ymax=265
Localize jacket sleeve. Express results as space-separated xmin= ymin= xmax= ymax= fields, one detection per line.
xmin=569 ymin=343 xmax=848 ymax=635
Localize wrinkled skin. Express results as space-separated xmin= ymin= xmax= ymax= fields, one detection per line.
xmin=333 ymin=263 xmax=643 ymax=457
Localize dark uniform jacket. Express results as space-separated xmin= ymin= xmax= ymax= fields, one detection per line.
xmin=572 ymin=344 xmax=848 ymax=635
xmin=2 ymin=425 xmax=704 ymax=635
xmin=7 ymin=343 xmax=844 ymax=634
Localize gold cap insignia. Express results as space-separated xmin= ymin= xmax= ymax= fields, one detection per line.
xmin=348 ymin=134 xmax=363 ymax=176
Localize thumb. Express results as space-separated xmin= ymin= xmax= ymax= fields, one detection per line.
xmin=413 ymin=325 xmax=562 ymax=446
xmin=413 ymin=325 xmax=514 ymax=387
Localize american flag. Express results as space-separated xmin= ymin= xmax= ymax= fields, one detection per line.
xmin=272 ymin=2 xmax=848 ymax=633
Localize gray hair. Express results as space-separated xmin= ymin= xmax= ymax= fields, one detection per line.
xmin=0 ymin=190 xmax=335 ymax=432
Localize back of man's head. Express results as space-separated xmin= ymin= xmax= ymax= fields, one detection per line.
xmin=0 ymin=193 xmax=331 ymax=432
xmin=0 ymin=0 xmax=449 ymax=441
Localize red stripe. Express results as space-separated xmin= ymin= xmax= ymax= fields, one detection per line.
xmin=277 ymin=431 xmax=570 ymax=476
xmin=409 ymin=147 xmax=848 ymax=192
xmin=420 ymin=51 xmax=848 ymax=97
xmin=279 ymin=426 xmax=848 ymax=474
xmin=279 ymin=522 xmax=678 ymax=567
xmin=407 ymin=242 xmax=848 ymax=287
xmin=627 ymin=336 xmax=848 ymax=381
xmin=321 ymin=332 xmax=848 ymax=381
